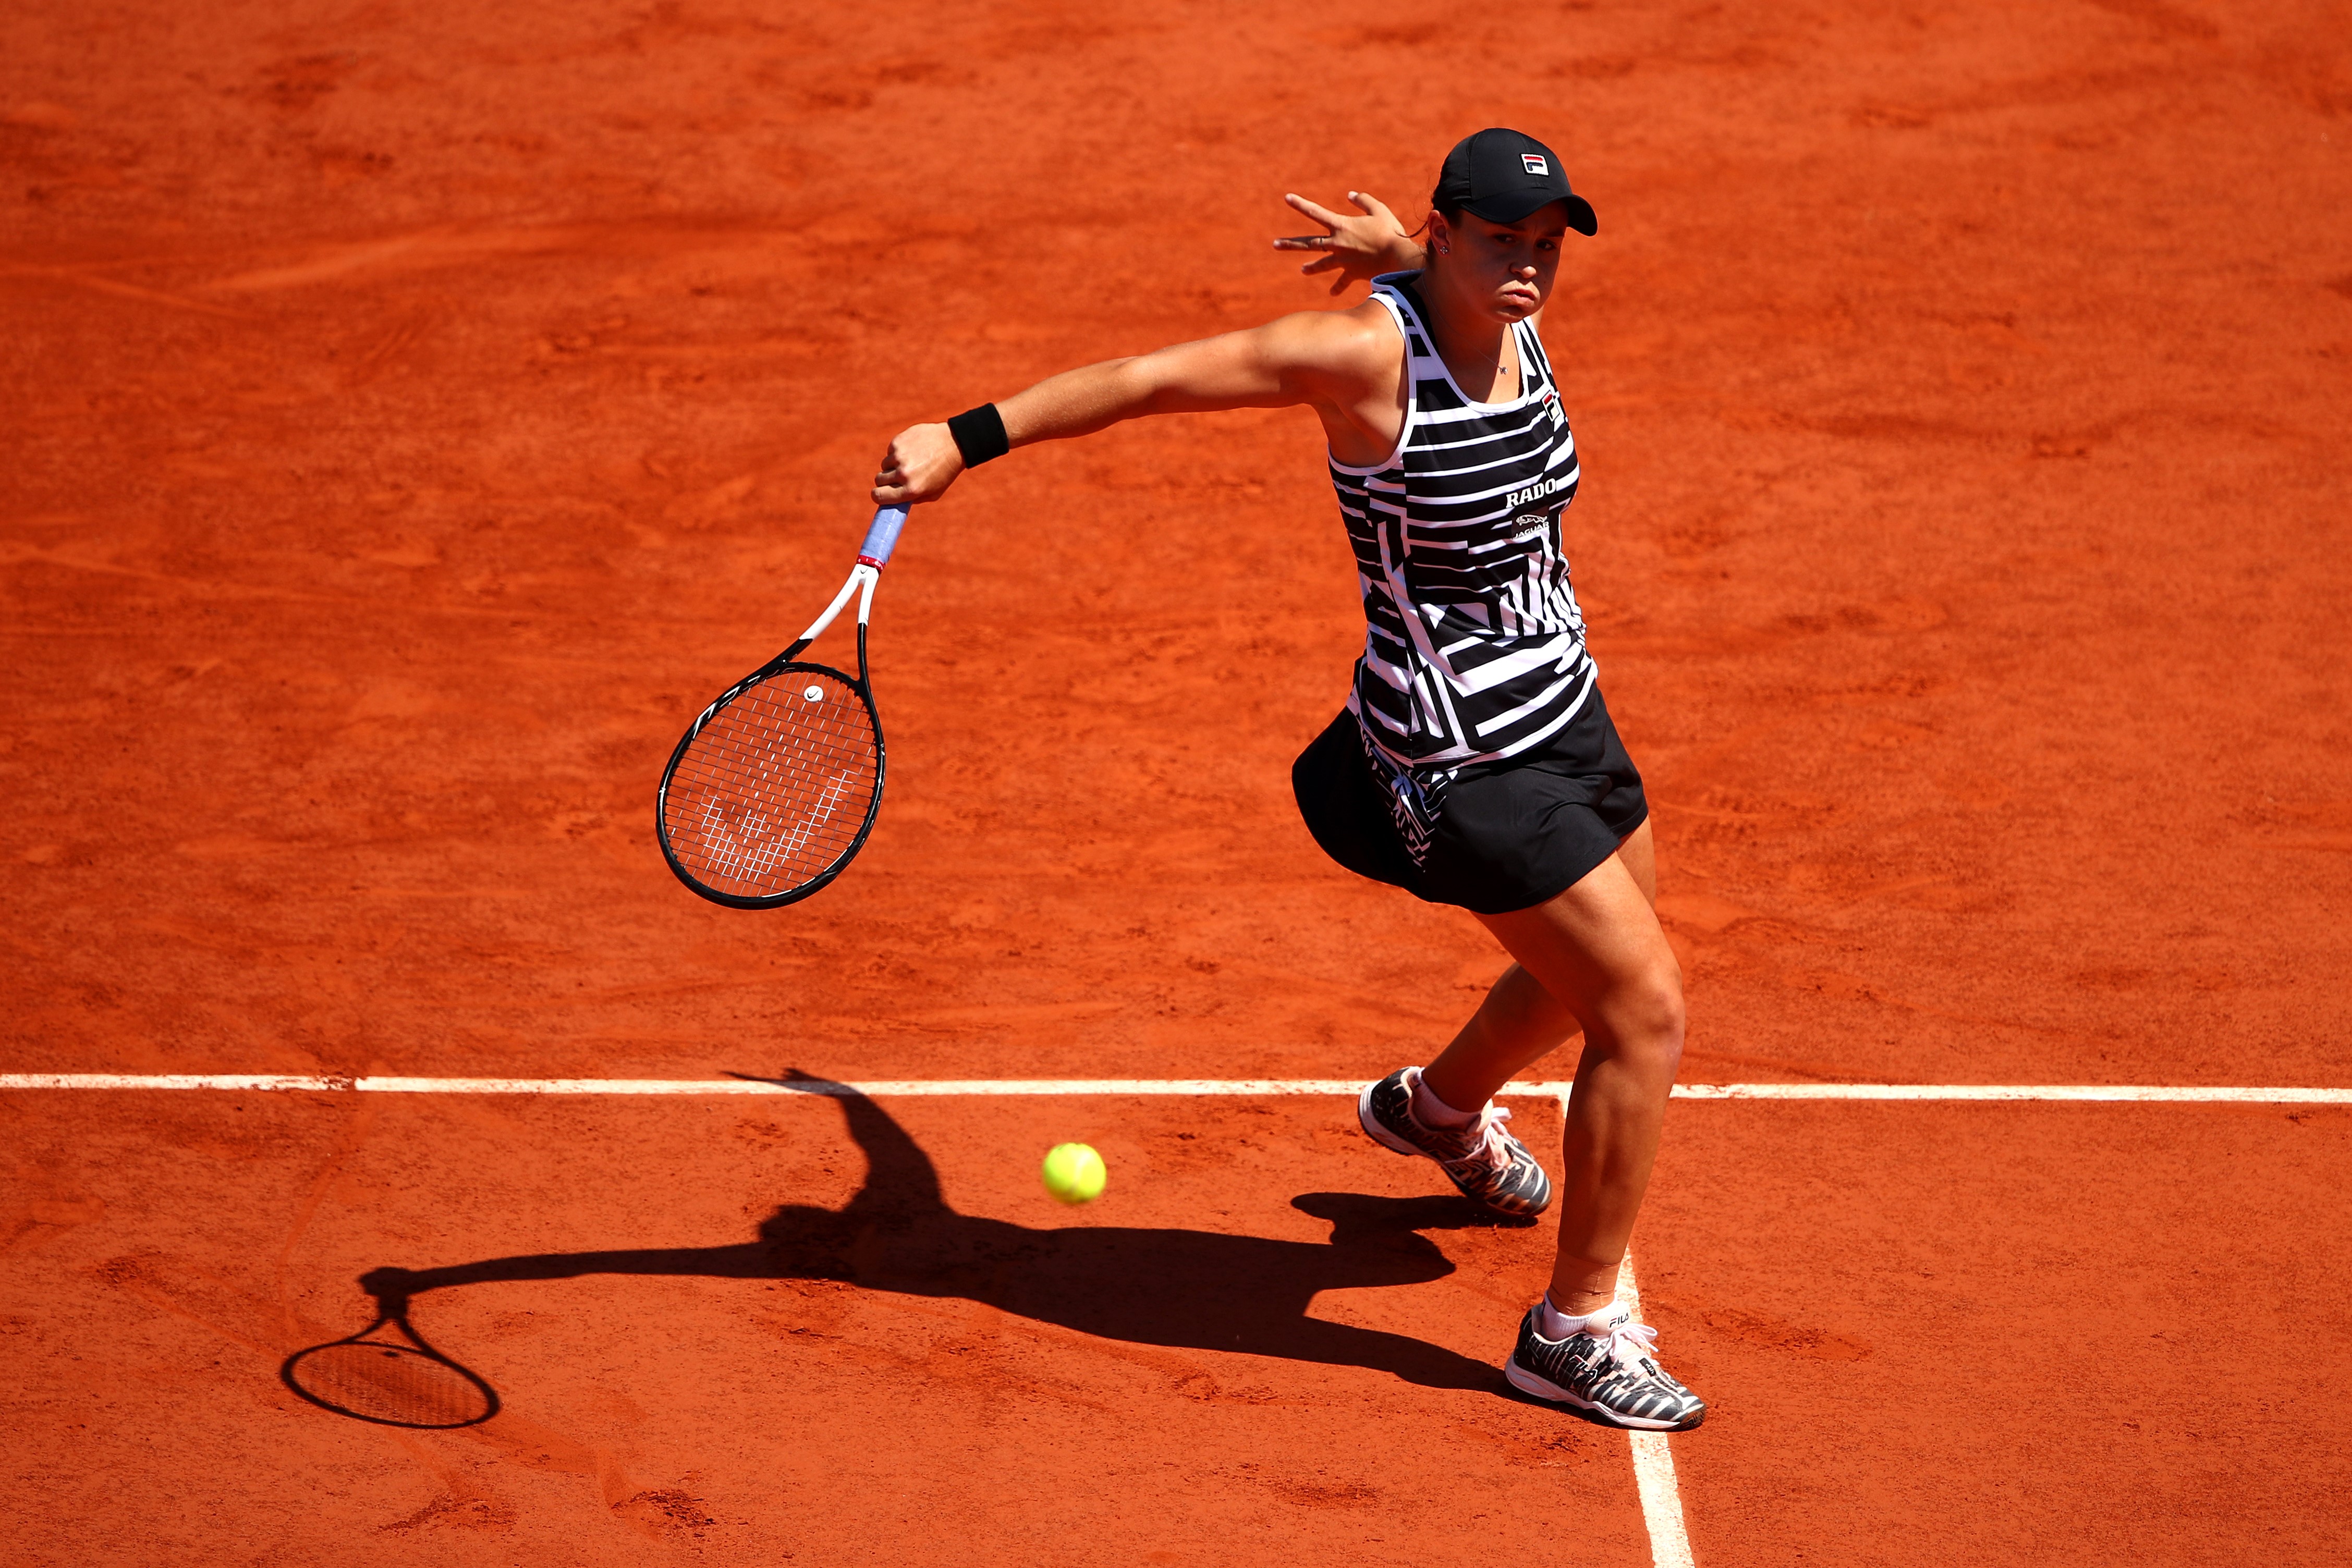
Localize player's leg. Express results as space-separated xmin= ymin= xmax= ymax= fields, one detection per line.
xmin=1469 ymin=840 xmax=1681 ymax=1315
xmin=1419 ymin=817 xmax=1659 ymax=1116
xmin=1357 ymin=820 xmax=1665 ymax=1220
xmin=1611 ymin=814 xmax=1660 ymax=904
xmin=1417 ymin=962 xmax=1580 ymax=1111
xmin=1478 ymin=833 xmax=1705 ymax=1429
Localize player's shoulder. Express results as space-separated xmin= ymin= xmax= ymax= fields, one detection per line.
xmin=1260 ymin=296 xmax=1402 ymax=377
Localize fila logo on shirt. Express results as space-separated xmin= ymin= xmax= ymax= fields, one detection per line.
xmin=1541 ymin=388 xmax=1566 ymax=427
xmin=1522 ymin=154 xmax=1549 ymax=175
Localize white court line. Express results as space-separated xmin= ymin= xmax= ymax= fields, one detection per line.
xmin=1616 ymin=1249 xmax=1697 ymax=1568
xmin=1661 ymin=1082 xmax=2352 ymax=1102
xmin=0 ymin=1074 xmax=1370 ymax=1095
xmin=2 ymin=1073 xmax=2347 ymax=1101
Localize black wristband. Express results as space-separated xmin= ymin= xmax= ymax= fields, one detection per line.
xmin=946 ymin=403 xmax=1010 ymax=468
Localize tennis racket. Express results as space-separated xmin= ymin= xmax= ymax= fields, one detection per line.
xmin=656 ymin=504 xmax=911 ymax=909
xmin=282 ymin=1300 xmax=499 ymax=1429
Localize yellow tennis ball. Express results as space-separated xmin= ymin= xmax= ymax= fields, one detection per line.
xmin=1040 ymin=1142 xmax=1106 ymax=1205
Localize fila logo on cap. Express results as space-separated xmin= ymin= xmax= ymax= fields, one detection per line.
xmin=1522 ymin=154 xmax=1549 ymax=175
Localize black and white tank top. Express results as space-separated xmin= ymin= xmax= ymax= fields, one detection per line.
xmin=1329 ymin=273 xmax=1593 ymax=861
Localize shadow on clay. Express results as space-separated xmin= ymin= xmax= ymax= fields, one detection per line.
xmin=328 ymin=1071 xmax=1522 ymax=1409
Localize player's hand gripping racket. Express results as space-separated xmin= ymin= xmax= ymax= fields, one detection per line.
xmin=656 ymin=504 xmax=911 ymax=908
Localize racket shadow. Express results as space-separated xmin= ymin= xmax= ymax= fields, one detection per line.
xmin=354 ymin=1074 xmax=1518 ymax=1399
xmin=282 ymin=1302 xmax=500 ymax=1429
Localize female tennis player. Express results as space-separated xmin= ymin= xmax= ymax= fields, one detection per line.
xmin=873 ymin=128 xmax=1704 ymax=1431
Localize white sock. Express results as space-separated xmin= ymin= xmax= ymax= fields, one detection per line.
xmin=1538 ymin=1297 xmax=1617 ymax=1339
xmin=1410 ymin=1072 xmax=1479 ymax=1130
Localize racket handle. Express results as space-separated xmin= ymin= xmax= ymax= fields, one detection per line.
xmin=857 ymin=505 xmax=911 ymax=568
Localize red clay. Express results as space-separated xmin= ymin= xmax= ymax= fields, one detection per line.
xmin=1646 ymin=1100 xmax=2352 ymax=1563
xmin=8 ymin=1091 xmax=1649 ymax=1565
xmin=4 ymin=0 xmax=2349 ymax=1562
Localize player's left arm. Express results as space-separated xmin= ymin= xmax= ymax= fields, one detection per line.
xmin=1271 ymin=190 xmax=1428 ymax=295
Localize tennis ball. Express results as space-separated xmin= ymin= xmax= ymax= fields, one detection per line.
xmin=1040 ymin=1142 xmax=1106 ymax=1205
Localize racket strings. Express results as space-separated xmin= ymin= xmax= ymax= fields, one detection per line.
xmin=665 ymin=673 xmax=879 ymax=897
xmin=287 ymin=1340 xmax=495 ymax=1428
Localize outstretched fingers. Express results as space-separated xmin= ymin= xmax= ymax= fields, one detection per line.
xmin=1271 ymin=190 xmax=1419 ymax=291
xmin=1273 ymin=191 xmax=1348 ymax=243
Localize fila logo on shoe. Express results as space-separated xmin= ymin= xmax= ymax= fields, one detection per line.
xmin=1522 ymin=154 xmax=1549 ymax=175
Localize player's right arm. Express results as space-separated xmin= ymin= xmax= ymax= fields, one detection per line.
xmin=872 ymin=303 xmax=1404 ymax=507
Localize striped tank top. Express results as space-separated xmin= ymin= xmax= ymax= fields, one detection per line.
xmin=1329 ymin=273 xmax=1593 ymax=862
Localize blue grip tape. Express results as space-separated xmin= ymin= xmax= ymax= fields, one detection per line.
xmin=858 ymin=505 xmax=911 ymax=566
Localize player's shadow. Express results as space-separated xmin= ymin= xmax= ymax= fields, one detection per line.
xmin=356 ymin=1072 xmax=1518 ymax=1394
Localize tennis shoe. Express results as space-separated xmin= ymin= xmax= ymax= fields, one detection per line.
xmin=1504 ymin=1301 xmax=1707 ymax=1431
xmin=1357 ymin=1066 xmax=1552 ymax=1218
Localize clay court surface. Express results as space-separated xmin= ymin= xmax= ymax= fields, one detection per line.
xmin=5 ymin=0 xmax=2350 ymax=1563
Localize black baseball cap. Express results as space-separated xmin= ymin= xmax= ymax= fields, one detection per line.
xmin=1432 ymin=128 xmax=1597 ymax=235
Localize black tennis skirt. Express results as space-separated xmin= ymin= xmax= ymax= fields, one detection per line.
xmin=1291 ymin=683 xmax=1648 ymax=916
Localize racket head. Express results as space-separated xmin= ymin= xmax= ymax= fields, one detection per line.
xmin=282 ymin=1332 xmax=500 ymax=1429
xmin=657 ymin=659 xmax=886 ymax=909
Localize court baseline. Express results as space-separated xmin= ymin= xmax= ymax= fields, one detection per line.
xmin=6 ymin=1074 xmax=2347 ymax=1100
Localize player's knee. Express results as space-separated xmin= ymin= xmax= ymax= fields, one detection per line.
xmin=1617 ymin=957 xmax=1686 ymax=1069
